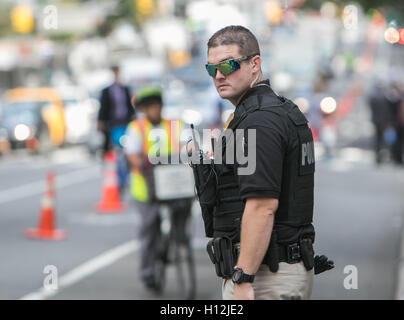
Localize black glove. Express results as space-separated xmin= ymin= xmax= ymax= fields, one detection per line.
xmin=314 ymin=255 xmax=334 ymax=275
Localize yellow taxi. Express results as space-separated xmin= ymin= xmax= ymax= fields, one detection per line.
xmin=0 ymin=87 xmax=66 ymax=151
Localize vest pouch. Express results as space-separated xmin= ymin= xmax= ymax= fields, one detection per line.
xmin=206 ymin=237 xmax=234 ymax=278
xmin=191 ymin=160 xmax=217 ymax=237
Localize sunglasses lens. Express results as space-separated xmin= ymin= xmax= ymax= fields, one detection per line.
xmin=218 ymin=61 xmax=234 ymax=75
xmin=206 ymin=64 xmax=217 ymax=77
xmin=206 ymin=60 xmax=240 ymax=77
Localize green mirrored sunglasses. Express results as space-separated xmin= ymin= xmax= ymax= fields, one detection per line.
xmin=205 ymin=54 xmax=259 ymax=78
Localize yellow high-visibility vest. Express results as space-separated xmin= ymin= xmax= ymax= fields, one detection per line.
xmin=128 ymin=117 xmax=182 ymax=202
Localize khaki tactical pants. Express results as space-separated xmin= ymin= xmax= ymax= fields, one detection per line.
xmin=222 ymin=261 xmax=314 ymax=300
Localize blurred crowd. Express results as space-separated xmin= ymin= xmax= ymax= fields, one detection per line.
xmin=0 ymin=0 xmax=403 ymax=164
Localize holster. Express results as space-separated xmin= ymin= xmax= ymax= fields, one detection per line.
xmin=299 ymin=237 xmax=314 ymax=271
xmin=190 ymin=151 xmax=217 ymax=237
xmin=206 ymin=237 xmax=236 ymax=278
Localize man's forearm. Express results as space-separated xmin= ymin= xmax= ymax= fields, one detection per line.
xmin=236 ymin=198 xmax=277 ymax=275
xmin=126 ymin=154 xmax=142 ymax=172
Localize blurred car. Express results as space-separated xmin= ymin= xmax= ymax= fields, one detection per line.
xmin=57 ymin=86 xmax=99 ymax=145
xmin=0 ymin=100 xmax=11 ymax=155
xmin=0 ymin=87 xmax=66 ymax=152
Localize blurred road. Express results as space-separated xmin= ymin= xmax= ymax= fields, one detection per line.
xmin=312 ymin=151 xmax=404 ymax=299
xmin=0 ymin=146 xmax=220 ymax=300
xmin=0 ymin=145 xmax=403 ymax=300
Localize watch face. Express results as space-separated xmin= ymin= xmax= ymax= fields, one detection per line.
xmin=232 ymin=269 xmax=242 ymax=283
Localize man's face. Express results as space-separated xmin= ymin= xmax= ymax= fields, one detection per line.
xmin=140 ymin=103 xmax=162 ymax=125
xmin=207 ymin=44 xmax=258 ymax=105
xmin=113 ymin=68 xmax=120 ymax=82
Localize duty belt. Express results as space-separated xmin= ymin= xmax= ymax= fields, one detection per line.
xmin=277 ymin=243 xmax=302 ymax=264
xmin=234 ymin=242 xmax=302 ymax=265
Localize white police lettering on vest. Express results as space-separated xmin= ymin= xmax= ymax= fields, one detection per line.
xmin=302 ymin=141 xmax=315 ymax=166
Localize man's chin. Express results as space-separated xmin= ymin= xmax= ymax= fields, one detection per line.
xmin=217 ymin=89 xmax=233 ymax=100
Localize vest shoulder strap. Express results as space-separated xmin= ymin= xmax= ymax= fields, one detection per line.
xmin=228 ymin=92 xmax=288 ymax=130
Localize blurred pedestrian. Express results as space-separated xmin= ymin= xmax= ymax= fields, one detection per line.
xmin=97 ymin=66 xmax=135 ymax=156
xmin=386 ymin=82 xmax=404 ymax=165
xmin=368 ymin=82 xmax=393 ymax=164
xmin=124 ymin=86 xmax=192 ymax=291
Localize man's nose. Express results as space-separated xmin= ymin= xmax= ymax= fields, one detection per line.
xmin=215 ymin=69 xmax=226 ymax=80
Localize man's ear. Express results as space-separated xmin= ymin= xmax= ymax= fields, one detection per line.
xmin=252 ymin=56 xmax=261 ymax=70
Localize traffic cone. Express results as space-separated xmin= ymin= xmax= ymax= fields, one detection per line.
xmin=25 ymin=171 xmax=66 ymax=240
xmin=94 ymin=151 xmax=126 ymax=213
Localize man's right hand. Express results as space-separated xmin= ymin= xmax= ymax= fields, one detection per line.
xmin=186 ymin=140 xmax=213 ymax=158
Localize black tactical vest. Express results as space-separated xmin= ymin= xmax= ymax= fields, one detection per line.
xmin=213 ymin=85 xmax=315 ymax=243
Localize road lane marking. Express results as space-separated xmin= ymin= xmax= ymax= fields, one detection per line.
xmin=0 ymin=166 xmax=101 ymax=205
xmin=19 ymin=236 xmax=207 ymax=300
xmin=69 ymin=211 xmax=140 ymax=226
xmin=395 ymin=214 xmax=404 ymax=300
xmin=19 ymin=239 xmax=140 ymax=300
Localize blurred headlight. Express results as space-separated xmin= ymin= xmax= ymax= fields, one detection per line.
xmin=320 ymin=97 xmax=337 ymax=114
xmin=14 ymin=124 xmax=31 ymax=141
xmin=384 ymin=27 xmax=399 ymax=44
xmin=182 ymin=109 xmax=202 ymax=125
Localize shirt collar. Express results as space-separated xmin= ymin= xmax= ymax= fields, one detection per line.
xmin=236 ymin=79 xmax=271 ymax=107
xmin=232 ymin=79 xmax=272 ymax=119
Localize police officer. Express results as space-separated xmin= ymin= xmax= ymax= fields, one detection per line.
xmin=192 ymin=25 xmax=333 ymax=300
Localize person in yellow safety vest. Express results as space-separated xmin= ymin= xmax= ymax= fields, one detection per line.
xmin=124 ymin=85 xmax=193 ymax=291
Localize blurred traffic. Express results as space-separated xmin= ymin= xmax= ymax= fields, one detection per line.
xmin=0 ymin=0 xmax=403 ymax=161
xmin=1 ymin=0 xmax=404 ymax=300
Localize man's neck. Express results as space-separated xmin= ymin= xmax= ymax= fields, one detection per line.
xmin=149 ymin=118 xmax=162 ymax=126
xmin=232 ymin=73 xmax=263 ymax=107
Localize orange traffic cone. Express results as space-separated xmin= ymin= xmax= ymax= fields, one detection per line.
xmin=25 ymin=171 xmax=66 ymax=240
xmin=94 ymin=151 xmax=125 ymax=213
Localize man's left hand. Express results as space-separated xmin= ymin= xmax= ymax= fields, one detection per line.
xmin=233 ymin=282 xmax=254 ymax=300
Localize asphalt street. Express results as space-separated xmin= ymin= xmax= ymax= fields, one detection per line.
xmin=0 ymin=145 xmax=403 ymax=300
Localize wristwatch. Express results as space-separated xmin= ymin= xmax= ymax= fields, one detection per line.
xmin=231 ymin=267 xmax=255 ymax=284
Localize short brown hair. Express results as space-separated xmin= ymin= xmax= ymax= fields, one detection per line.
xmin=207 ymin=25 xmax=260 ymax=56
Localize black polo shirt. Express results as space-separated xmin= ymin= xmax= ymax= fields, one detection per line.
xmin=231 ymin=80 xmax=289 ymax=201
